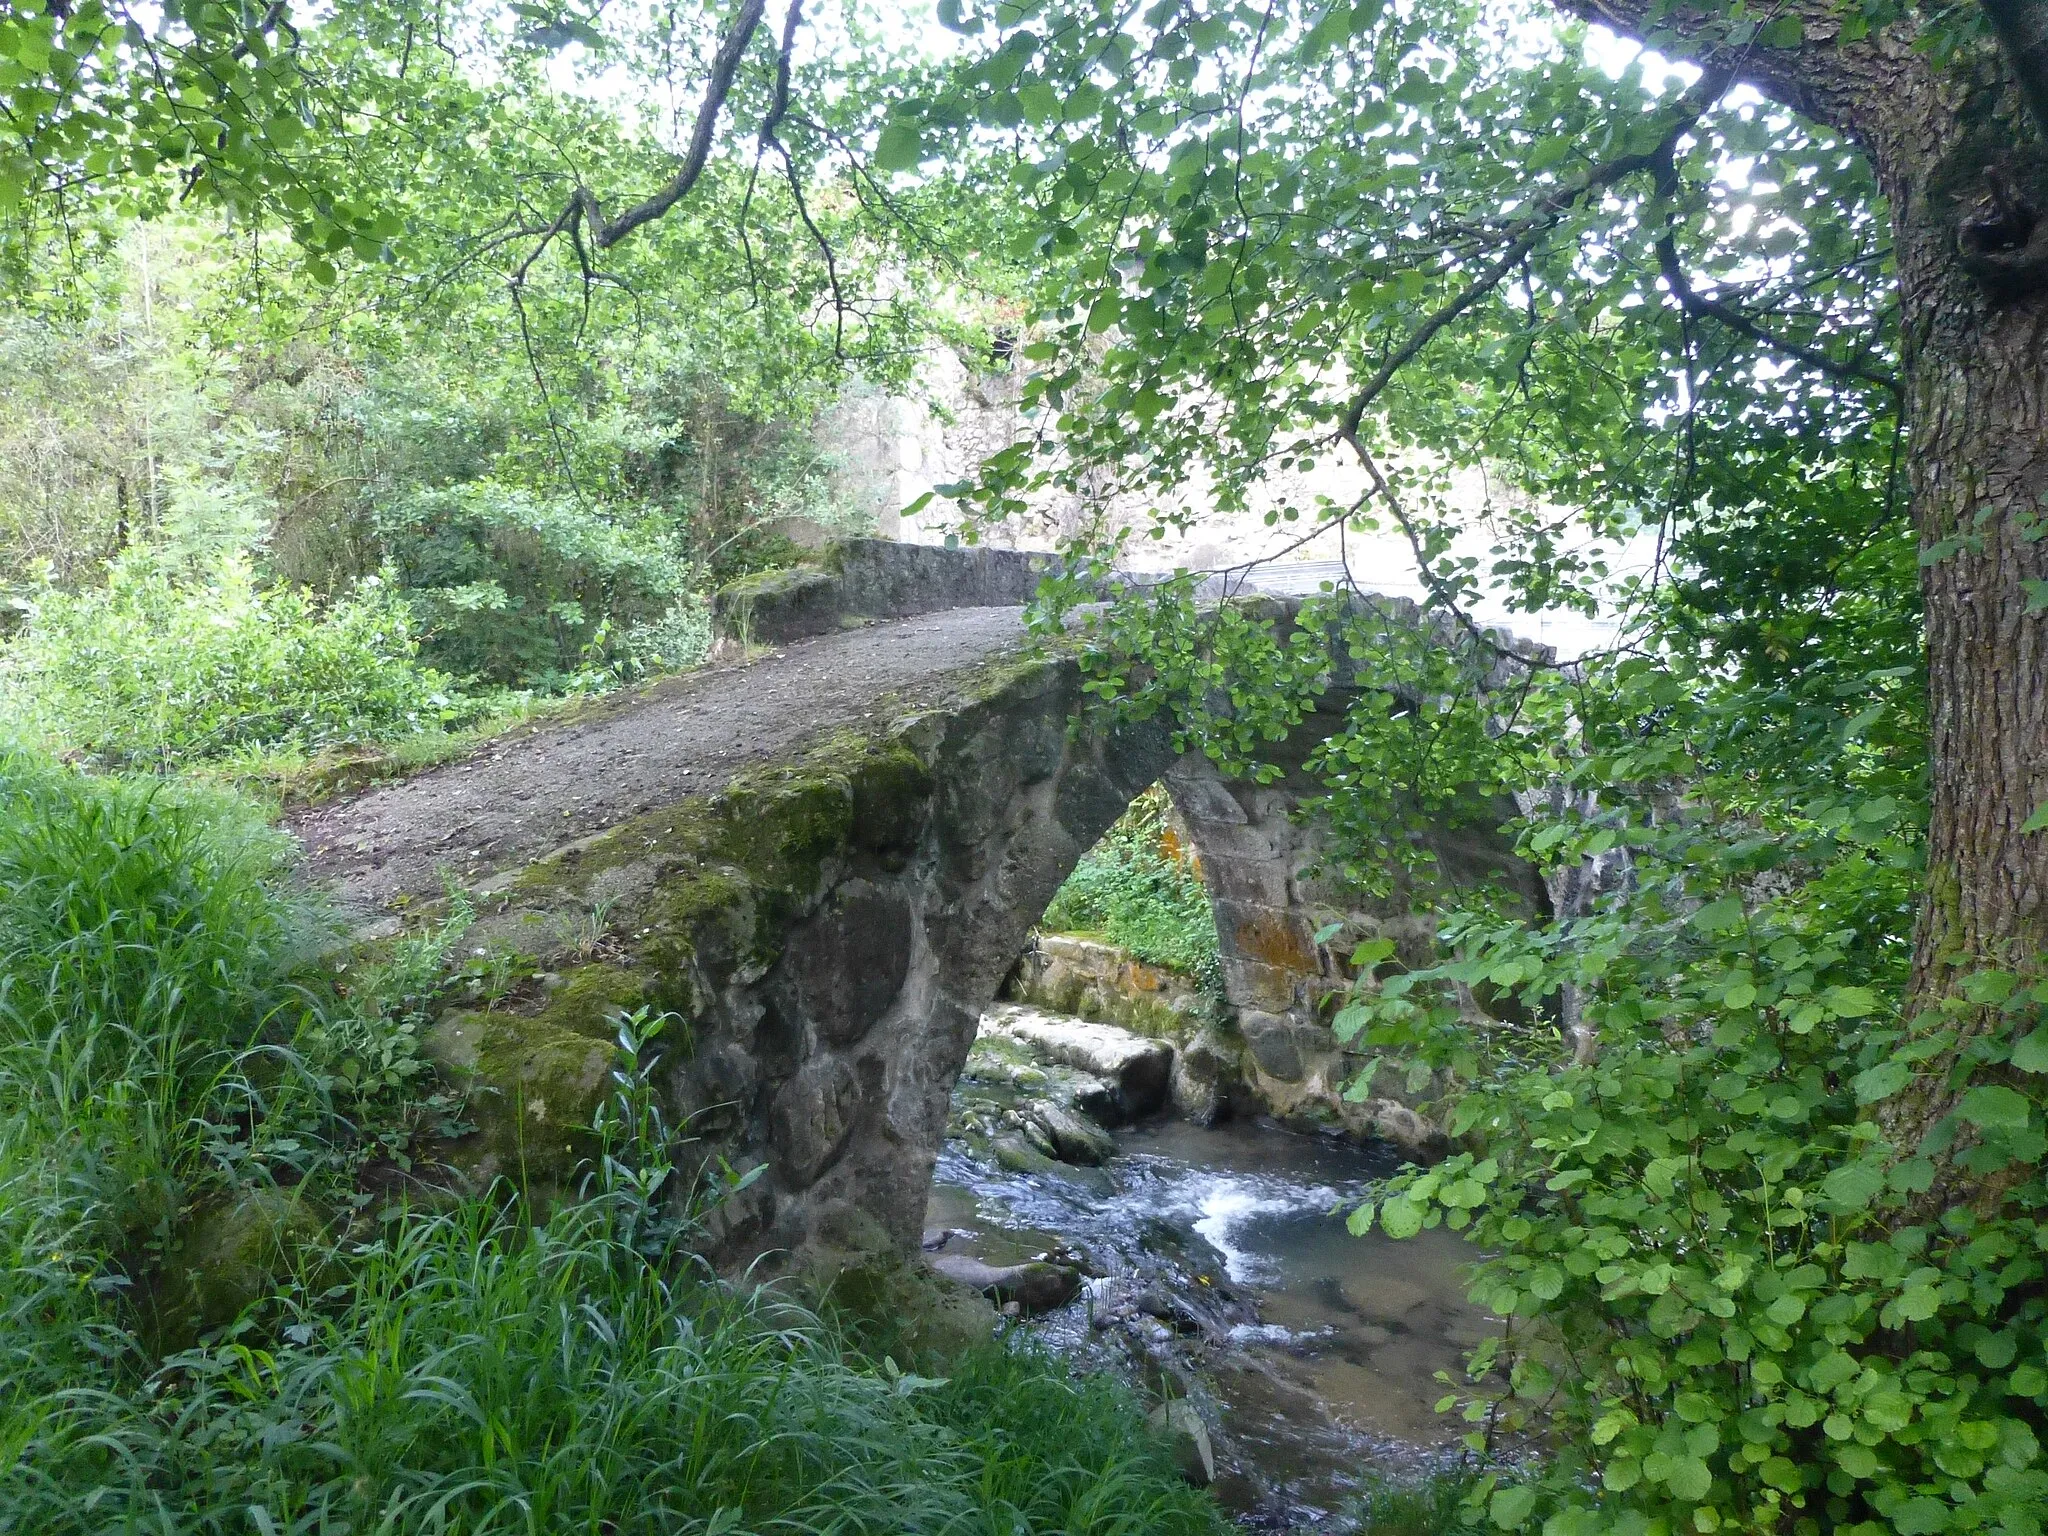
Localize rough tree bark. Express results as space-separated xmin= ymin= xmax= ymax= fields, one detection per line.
xmin=1566 ymin=0 xmax=2048 ymax=1161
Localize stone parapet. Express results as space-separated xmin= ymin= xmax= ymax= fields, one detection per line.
xmin=711 ymin=538 xmax=1066 ymax=650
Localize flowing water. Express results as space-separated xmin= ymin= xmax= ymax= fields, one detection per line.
xmin=927 ymin=1102 xmax=1498 ymax=1529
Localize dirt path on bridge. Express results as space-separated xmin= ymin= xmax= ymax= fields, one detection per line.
xmin=290 ymin=606 xmax=1033 ymax=916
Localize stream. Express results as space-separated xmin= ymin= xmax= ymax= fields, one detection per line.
xmin=926 ymin=1038 xmax=1499 ymax=1531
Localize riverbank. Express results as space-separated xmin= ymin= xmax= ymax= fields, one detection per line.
xmin=929 ymin=999 xmax=1504 ymax=1531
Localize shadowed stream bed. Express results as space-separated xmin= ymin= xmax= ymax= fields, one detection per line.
xmin=925 ymin=1088 xmax=1498 ymax=1530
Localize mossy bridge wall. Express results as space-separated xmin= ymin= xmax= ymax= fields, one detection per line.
xmin=304 ymin=543 xmax=1542 ymax=1268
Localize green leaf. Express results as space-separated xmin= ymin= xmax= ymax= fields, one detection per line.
xmin=1690 ymin=897 xmax=1744 ymax=933
xmin=1890 ymin=1496 xmax=1952 ymax=1534
xmin=1852 ymin=1060 xmax=1911 ymax=1103
xmin=1823 ymin=984 xmax=1878 ymax=1017
xmin=1489 ymin=1485 xmax=1538 ymax=1529
xmin=2012 ymin=1030 xmax=2048 ymax=1073
xmin=1958 ymin=1084 xmax=2033 ymax=1134
xmin=1663 ymin=1455 xmax=1712 ymax=1501
xmin=1379 ymin=1194 xmax=1424 ymax=1239
xmin=1345 ymin=1200 xmax=1376 ymax=1235
xmin=874 ymin=120 xmax=925 ymax=172
xmin=1759 ymin=13 xmax=1805 ymax=46
xmin=2022 ymin=800 xmax=2048 ymax=835
xmin=1819 ymin=1160 xmax=1885 ymax=1211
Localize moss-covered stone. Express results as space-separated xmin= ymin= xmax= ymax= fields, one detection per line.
xmin=534 ymin=963 xmax=648 ymax=1040
xmin=146 ymin=1187 xmax=329 ymax=1351
xmin=426 ymin=1006 xmax=614 ymax=1196
xmin=821 ymin=1253 xmax=999 ymax=1365
xmin=710 ymin=565 xmax=841 ymax=649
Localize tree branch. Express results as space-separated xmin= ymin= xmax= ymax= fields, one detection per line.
xmin=1978 ymin=0 xmax=2048 ymax=143
xmin=513 ymin=0 xmax=769 ymax=286
xmin=1552 ymin=0 xmax=1874 ymax=140
xmin=1648 ymin=142 xmax=1901 ymax=394
xmin=1325 ymin=80 xmax=1735 ymax=662
xmin=1338 ymin=73 xmax=1729 ymax=439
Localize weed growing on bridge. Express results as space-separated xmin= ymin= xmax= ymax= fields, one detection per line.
xmin=1043 ymin=785 xmax=1224 ymax=996
xmin=0 ymin=745 xmax=1225 ymax=1535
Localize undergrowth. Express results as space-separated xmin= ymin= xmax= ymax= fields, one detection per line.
xmin=1042 ymin=785 xmax=1224 ymax=994
xmin=0 ymin=745 xmax=1223 ymax=1535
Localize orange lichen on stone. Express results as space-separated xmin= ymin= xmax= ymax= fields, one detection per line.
xmin=1233 ymin=910 xmax=1317 ymax=975
xmin=1157 ymin=821 xmax=1205 ymax=881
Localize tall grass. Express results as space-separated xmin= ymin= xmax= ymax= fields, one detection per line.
xmin=0 ymin=747 xmax=1226 ymax=1535
xmin=0 ymin=750 xmax=319 ymax=1420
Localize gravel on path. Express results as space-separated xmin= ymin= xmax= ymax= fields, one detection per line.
xmin=290 ymin=606 xmax=1034 ymax=916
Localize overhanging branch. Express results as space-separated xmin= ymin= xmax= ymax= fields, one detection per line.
xmin=1979 ymin=0 xmax=2048 ymax=143
xmin=1337 ymin=73 xmax=1730 ymax=440
xmin=1328 ymin=77 xmax=1730 ymax=658
xmin=513 ymin=0 xmax=771 ymax=286
xmin=1648 ymin=143 xmax=1901 ymax=394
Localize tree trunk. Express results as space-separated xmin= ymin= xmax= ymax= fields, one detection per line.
xmin=1565 ymin=0 xmax=2048 ymax=1163
xmin=1839 ymin=47 xmax=2048 ymax=1163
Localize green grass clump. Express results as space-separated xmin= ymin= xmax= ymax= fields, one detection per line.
xmin=1043 ymin=786 xmax=1223 ymax=993
xmin=0 ymin=746 xmax=1227 ymax=1536
xmin=8 ymin=1193 xmax=1226 ymax=1535
xmin=1349 ymin=1469 xmax=1488 ymax=1535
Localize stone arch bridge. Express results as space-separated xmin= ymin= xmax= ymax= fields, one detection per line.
xmin=295 ymin=540 xmax=1545 ymax=1267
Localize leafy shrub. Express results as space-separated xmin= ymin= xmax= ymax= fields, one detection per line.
xmin=619 ymin=592 xmax=714 ymax=674
xmin=0 ymin=554 xmax=461 ymax=769
xmin=376 ymin=482 xmax=687 ymax=686
xmin=1339 ymin=654 xmax=2048 ymax=1536
xmin=1044 ymin=785 xmax=1223 ymax=992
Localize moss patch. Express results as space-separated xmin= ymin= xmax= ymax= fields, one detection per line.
xmin=535 ymin=963 xmax=649 ymax=1039
xmin=426 ymin=1007 xmax=614 ymax=1197
xmin=146 ymin=1187 xmax=330 ymax=1352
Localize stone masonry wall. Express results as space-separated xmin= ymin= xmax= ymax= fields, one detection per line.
xmin=317 ymin=585 xmax=1544 ymax=1271
xmin=409 ymin=654 xmax=1179 ymax=1267
xmin=1163 ymin=708 xmax=1543 ymax=1155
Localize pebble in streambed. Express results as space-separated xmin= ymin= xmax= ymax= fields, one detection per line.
xmin=930 ymin=1011 xmax=1499 ymax=1532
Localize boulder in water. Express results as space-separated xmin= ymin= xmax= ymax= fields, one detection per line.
xmin=981 ymin=1005 xmax=1171 ymax=1119
xmin=928 ymin=1253 xmax=1082 ymax=1314
xmin=1026 ymin=1097 xmax=1114 ymax=1164
xmin=1169 ymin=1024 xmax=1237 ymax=1125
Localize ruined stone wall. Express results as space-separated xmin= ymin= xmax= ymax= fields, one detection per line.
xmin=710 ymin=538 xmax=1066 ymax=650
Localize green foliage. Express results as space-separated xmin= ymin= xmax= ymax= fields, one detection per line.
xmin=375 ymin=482 xmax=687 ymax=686
xmin=0 ymin=746 xmax=1223 ymax=1534
xmin=1043 ymin=785 xmax=1223 ymax=991
xmin=0 ymin=553 xmax=462 ymax=769
xmin=0 ymin=0 xmax=423 ymax=261
xmin=1317 ymin=635 xmax=2048 ymax=1536
xmin=917 ymin=0 xmax=1898 ymax=638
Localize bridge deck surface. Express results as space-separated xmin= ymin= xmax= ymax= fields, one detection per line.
xmin=291 ymin=605 xmax=1032 ymax=915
